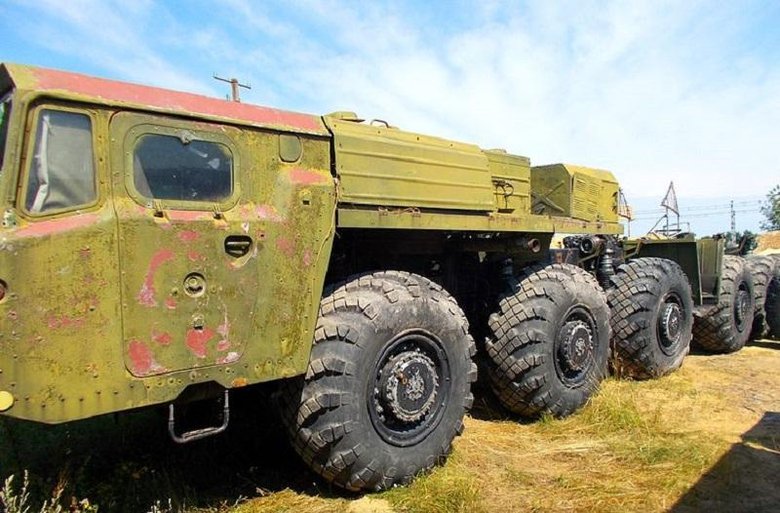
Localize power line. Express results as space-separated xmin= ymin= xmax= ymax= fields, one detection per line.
xmin=631 ymin=208 xmax=761 ymax=221
xmin=632 ymin=199 xmax=761 ymax=215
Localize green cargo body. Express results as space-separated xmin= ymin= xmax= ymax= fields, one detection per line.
xmin=325 ymin=113 xmax=495 ymax=211
xmin=331 ymin=122 xmax=621 ymax=235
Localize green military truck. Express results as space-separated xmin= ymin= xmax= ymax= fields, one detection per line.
xmin=0 ymin=64 xmax=776 ymax=492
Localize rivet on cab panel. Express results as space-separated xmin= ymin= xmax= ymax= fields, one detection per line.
xmin=0 ymin=391 xmax=14 ymax=412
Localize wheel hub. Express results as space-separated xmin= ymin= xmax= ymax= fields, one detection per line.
xmin=659 ymin=302 xmax=683 ymax=346
xmin=378 ymin=350 xmax=439 ymax=424
xmin=734 ymin=289 xmax=750 ymax=328
xmin=559 ymin=321 xmax=594 ymax=373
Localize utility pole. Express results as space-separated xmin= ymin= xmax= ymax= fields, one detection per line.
xmin=730 ymin=200 xmax=736 ymax=231
xmin=213 ymin=74 xmax=251 ymax=102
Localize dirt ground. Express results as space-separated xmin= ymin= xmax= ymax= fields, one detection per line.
xmin=755 ymin=230 xmax=780 ymax=254
xmin=663 ymin=343 xmax=779 ymax=513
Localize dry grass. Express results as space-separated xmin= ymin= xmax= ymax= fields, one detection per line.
xmin=2 ymin=343 xmax=778 ymax=513
xmin=229 ymin=489 xmax=347 ymax=513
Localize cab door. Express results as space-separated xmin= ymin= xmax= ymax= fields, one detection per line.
xmin=0 ymin=103 xmax=126 ymax=422
xmin=110 ymin=112 xmax=259 ymax=377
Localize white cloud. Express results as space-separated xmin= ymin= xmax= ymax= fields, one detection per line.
xmin=278 ymin=0 xmax=779 ymax=200
xmin=7 ymin=0 xmax=214 ymax=95
xmin=4 ymin=0 xmax=778 ymax=205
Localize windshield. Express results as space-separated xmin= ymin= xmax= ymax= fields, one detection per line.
xmin=0 ymin=94 xmax=10 ymax=170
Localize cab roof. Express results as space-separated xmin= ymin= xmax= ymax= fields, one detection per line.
xmin=0 ymin=63 xmax=328 ymax=136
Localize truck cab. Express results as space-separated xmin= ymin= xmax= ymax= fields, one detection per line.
xmin=0 ymin=64 xmax=336 ymax=423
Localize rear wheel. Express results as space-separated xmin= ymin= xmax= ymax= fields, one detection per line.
xmin=278 ymin=271 xmax=477 ymax=491
xmin=608 ymin=258 xmax=693 ymax=379
xmin=746 ymin=255 xmax=775 ymax=340
xmin=485 ymin=264 xmax=610 ymax=418
xmin=693 ymin=256 xmax=755 ymax=353
xmin=766 ymin=257 xmax=780 ymax=339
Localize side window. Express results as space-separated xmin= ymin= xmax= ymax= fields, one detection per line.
xmin=0 ymin=96 xmax=11 ymax=170
xmin=25 ymin=109 xmax=96 ymax=214
xmin=133 ymin=134 xmax=232 ymax=202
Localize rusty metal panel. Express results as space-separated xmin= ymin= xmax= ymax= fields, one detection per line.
xmin=325 ymin=116 xmax=495 ymax=211
xmin=108 ymin=112 xmax=336 ymax=408
xmin=113 ymin=112 xmax=256 ymax=377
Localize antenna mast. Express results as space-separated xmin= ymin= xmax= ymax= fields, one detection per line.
xmin=213 ymin=74 xmax=251 ymax=102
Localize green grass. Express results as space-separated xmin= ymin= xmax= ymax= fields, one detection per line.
xmin=380 ymin=451 xmax=484 ymax=513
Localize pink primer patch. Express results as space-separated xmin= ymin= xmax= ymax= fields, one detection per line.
xmin=276 ymin=237 xmax=295 ymax=257
xmin=217 ymin=317 xmax=230 ymax=337
xmin=255 ymin=204 xmax=283 ymax=222
xmin=303 ymin=249 xmax=313 ymax=267
xmin=32 ymin=66 xmax=325 ymax=133
xmin=15 ymin=213 xmax=101 ymax=238
xmin=289 ymin=168 xmax=329 ymax=185
xmin=137 ymin=249 xmax=175 ymax=307
xmin=164 ymin=297 xmax=177 ymax=310
xmin=187 ymin=251 xmax=204 ymax=262
xmin=128 ymin=340 xmax=153 ymax=376
xmin=216 ymin=315 xmax=230 ymax=351
xmin=218 ymin=351 xmax=241 ymax=364
xmin=167 ymin=210 xmax=209 ymax=222
xmin=152 ymin=331 xmax=173 ymax=346
xmin=186 ymin=327 xmax=215 ymax=358
xmin=177 ymin=230 xmax=200 ymax=243
xmin=47 ymin=315 xmax=85 ymax=330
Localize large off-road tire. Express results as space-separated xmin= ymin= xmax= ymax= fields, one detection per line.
xmin=608 ymin=258 xmax=694 ymax=379
xmin=766 ymin=257 xmax=780 ymax=339
xmin=485 ymin=264 xmax=610 ymax=418
xmin=746 ymin=255 xmax=775 ymax=340
xmin=693 ymin=255 xmax=755 ymax=353
xmin=278 ymin=271 xmax=477 ymax=492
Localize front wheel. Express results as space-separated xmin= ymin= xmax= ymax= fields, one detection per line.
xmin=485 ymin=264 xmax=610 ymax=418
xmin=278 ymin=271 xmax=477 ymax=491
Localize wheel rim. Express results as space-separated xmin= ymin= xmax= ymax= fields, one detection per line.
xmin=734 ymin=283 xmax=751 ymax=333
xmin=657 ymin=292 xmax=685 ymax=355
xmin=369 ymin=330 xmax=450 ymax=447
xmin=554 ymin=307 xmax=598 ymax=387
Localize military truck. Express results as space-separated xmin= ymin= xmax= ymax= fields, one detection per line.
xmin=0 ymin=64 xmax=772 ymax=492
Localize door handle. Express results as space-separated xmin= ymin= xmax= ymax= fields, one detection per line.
xmin=224 ymin=235 xmax=253 ymax=257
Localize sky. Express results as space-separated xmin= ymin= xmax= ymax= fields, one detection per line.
xmin=2 ymin=0 xmax=778 ymax=235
